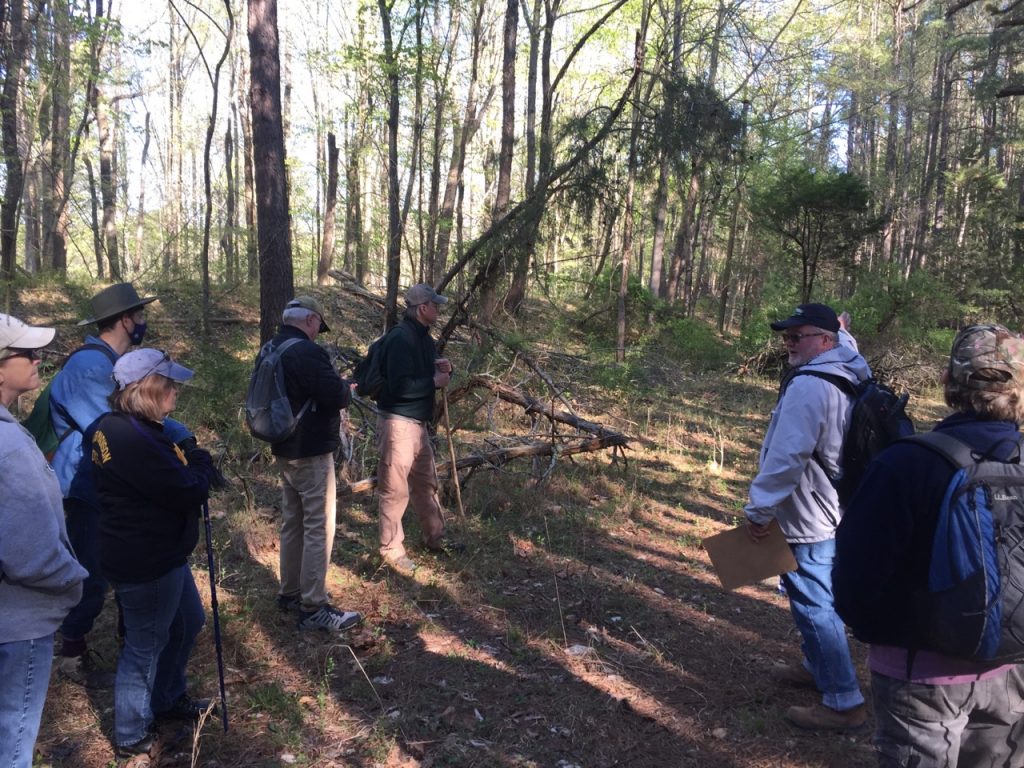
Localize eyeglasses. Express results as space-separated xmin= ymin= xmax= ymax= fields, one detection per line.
xmin=780 ymin=332 xmax=827 ymax=344
xmin=1 ymin=348 xmax=42 ymax=362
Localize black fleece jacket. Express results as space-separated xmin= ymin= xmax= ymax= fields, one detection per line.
xmin=269 ymin=324 xmax=351 ymax=458
xmin=377 ymin=317 xmax=437 ymax=423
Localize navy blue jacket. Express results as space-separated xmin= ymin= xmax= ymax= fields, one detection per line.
xmin=269 ymin=324 xmax=351 ymax=459
xmin=834 ymin=412 xmax=1022 ymax=648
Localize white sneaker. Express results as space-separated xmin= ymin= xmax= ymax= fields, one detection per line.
xmin=297 ymin=605 xmax=362 ymax=632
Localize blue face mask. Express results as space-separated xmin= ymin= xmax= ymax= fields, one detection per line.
xmin=128 ymin=320 xmax=147 ymax=346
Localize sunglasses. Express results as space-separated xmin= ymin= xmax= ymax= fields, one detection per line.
xmin=780 ymin=332 xmax=827 ymax=344
xmin=2 ymin=348 xmax=42 ymax=362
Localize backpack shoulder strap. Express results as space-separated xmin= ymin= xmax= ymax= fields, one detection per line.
xmin=62 ymin=341 xmax=117 ymax=369
xmin=901 ymin=431 xmax=976 ymax=469
xmin=49 ymin=342 xmax=120 ymax=438
xmin=790 ymin=369 xmax=859 ymax=398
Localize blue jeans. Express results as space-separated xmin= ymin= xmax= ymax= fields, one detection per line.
xmin=59 ymin=499 xmax=109 ymax=644
xmin=0 ymin=635 xmax=55 ymax=768
xmin=782 ymin=539 xmax=864 ymax=711
xmin=112 ymin=565 xmax=205 ymax=746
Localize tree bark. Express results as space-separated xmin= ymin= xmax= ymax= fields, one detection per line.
xmin=249 ymin=0 xmax=294 ymax=343
xmin=0 ymin=0 xmax=26 ymax=279
xmin=378 ymin=0 xmax=402 ymax=329
xmin=317 ymin=131 xmax=339 ymax=285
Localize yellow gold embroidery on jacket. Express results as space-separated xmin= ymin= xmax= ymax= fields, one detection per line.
xmin=93 ymin=430 xmax=111 ymax=465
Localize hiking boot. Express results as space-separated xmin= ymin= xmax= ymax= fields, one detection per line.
xmin=276 ymin=593 xmax=302 ymax=613
xmin=424 ymin=537 xmax=465 ymax=557
xmin=297 ymin=605 xmax=362 ymax=633
xmin=770 ymin=662 xmax=817 ymax=690
xmin=117 ymin=734 xmax=154 ymax=758
xmin=58 ymin=652 xmax=116 ymax=689
xmin=384 ymin=555 xmax=418 ymax=576
xmin=153 ymin=694 xmax=217 ymax=723
xmin=784 ymin=703 xmax=867 ymax=732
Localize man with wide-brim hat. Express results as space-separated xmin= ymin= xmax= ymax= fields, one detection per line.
xmin=76 ymin=282 xmax=158 ymax=327
xmin=49 ymin=283 xmax=193 ymax=688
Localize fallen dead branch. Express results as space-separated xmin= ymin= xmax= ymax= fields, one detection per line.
xmin=339 ymin=432 xmax=629 ymax=497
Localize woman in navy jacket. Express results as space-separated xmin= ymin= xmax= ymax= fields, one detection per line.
xmin=91 ymin=348 xmax=220 ymax=759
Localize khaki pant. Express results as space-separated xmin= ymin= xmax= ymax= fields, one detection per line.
xmin=376 ymin=415 xmax=444 ymax=559
xmin=275 ymin=453 xmax=336 ymax=609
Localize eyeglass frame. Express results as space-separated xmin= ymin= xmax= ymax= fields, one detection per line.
xmin=779 ymin=331 xmax=828 ymax=344
xmin=0 ymin=348 xmax=43 ymax=362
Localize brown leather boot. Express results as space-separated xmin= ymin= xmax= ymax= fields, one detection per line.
xmin=784 ymin=703 xmax=867 ymax=732
xmin=770 ymin=662 xmax=817 ymax=689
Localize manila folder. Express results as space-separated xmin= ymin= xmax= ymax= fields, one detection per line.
xmin=702 ymin=520 xmax=797 ymax=591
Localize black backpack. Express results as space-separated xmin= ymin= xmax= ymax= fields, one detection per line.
xmin=352 ymin=334 xmax=389 ymax=401
xmin=787 ymin=370 xmax=914 ymax=505
xmin=352 ymin=324 xmax=412 ymax=401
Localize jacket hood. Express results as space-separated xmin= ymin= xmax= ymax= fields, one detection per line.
xmin=796 ymin=344 xmax=872 ymax=386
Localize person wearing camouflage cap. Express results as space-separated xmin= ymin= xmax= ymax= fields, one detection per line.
xmin=835 ymin=323 xmax=1024 ymax=767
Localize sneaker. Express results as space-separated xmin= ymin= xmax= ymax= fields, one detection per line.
xmin=276 ymin=593 xmax=302 ymax=613
xmin=58 ymin=652 xmax=117 ymax=690
xmin=384 ymin=555 xmax=418 ymax=576
xmin=297 ymin=605 xmax=362 ymax=633
xmin=784 ymin=703 xmax=867 ymax=732
xmin=770 ymin=662 xmax=817 ymax=690
xmin=153 ymin=693 xmax=217 ymax=723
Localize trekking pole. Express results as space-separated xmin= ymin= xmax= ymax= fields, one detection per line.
xmin=441 ymin=389 xmax=465 ymax=521
xmin=202 ymin=500 xmax=230 ymax=732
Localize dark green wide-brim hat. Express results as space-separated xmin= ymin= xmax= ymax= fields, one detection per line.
xmin=77 ymin=282 xmax=159 ymax=326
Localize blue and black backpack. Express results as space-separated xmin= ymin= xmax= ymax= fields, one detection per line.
xmin=905 ymin=431 xmax=1024 ymax=663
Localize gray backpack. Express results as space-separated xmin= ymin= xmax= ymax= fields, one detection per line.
xmin=245 ymin=338 xmax=311 ymax=443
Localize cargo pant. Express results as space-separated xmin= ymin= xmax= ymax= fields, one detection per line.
xmin=872 ymin=666 xmax=1024 ymax=767
xmin=275 ymin=452 xmax=336 ymax=610
xmin=376 ymin=415 xmax=444 ymax=560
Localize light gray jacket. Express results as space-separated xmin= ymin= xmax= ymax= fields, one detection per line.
xmin=0 ymin=404 xmax=87 ymax=643
xmin=744 ymin=331 xmax=872 ymax=543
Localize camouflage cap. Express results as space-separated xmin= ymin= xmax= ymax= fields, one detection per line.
xmin=948 ymin=324 xmax=1024 ymax=392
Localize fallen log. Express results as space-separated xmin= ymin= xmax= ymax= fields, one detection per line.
xmin=447 ymin=375 xmax=615 ymax=437
xmin=339 ymin=432 xmax=629 ymax=497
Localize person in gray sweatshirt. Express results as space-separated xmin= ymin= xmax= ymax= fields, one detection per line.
xmin=0 ymin=312 xmax=88 ymax=768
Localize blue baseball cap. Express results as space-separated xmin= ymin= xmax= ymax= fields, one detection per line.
xmin=113 ymin=348 xmax=194 ymax=390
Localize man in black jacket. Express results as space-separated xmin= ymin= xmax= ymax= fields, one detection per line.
xmin=376 ymin=284 xmax=453 ymax=575
xmin=269 ymin=296 xmax=361 ymax=632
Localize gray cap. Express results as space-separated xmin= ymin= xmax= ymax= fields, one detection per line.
xmin=405 ymin=284 xmax=447 ymax=307
xmin=286 ymin=295 xmax=330 ymax=333
xmin=113 ymin=348 xmax=194 ymax=390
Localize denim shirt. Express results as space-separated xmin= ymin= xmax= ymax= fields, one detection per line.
xmin=51 ymin=336 xmax=191 ymax=502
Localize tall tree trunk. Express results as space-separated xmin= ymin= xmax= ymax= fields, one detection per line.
xmin=223 ymin=124 xmax=236 ymax=283
xmin=491 ymin=0 xmax=521 ymax=313
xmin=132 ymin=112 xmax=150 ymax=275
xmin=378 ymin=0 xmax=402 ymax=328
xmin=0 ymin=0 xmax=27 ymax=279
xmin=617 ymin=27 xmax=646 ymax=363
xmin=238 ymin=47 xmax=257 ymax=282
xmin=249 ymin=0 xmax=294 ymax=343
xmin=85 ymin=156 xmax=103 ymax=278
xmin=317 ymin=131 xmax=339 ymax=285
xmin=44 ymin=0 xmax=71 ymax=271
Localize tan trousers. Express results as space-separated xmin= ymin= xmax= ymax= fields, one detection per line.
xmin=275 ymin=452 xmax=336 ymax=609
xmin=376 ymin=415 xmax=445 ymax=559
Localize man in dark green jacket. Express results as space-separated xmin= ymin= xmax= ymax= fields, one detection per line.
xmin=376 ymin=284 xmax=453 ymax=575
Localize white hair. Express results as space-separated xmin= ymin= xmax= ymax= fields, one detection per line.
xmin=282 ymin=307 xmax=316 ymax=326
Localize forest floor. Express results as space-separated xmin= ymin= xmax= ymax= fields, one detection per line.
xmin=16 ymin=281 xmax=947 ymax=768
